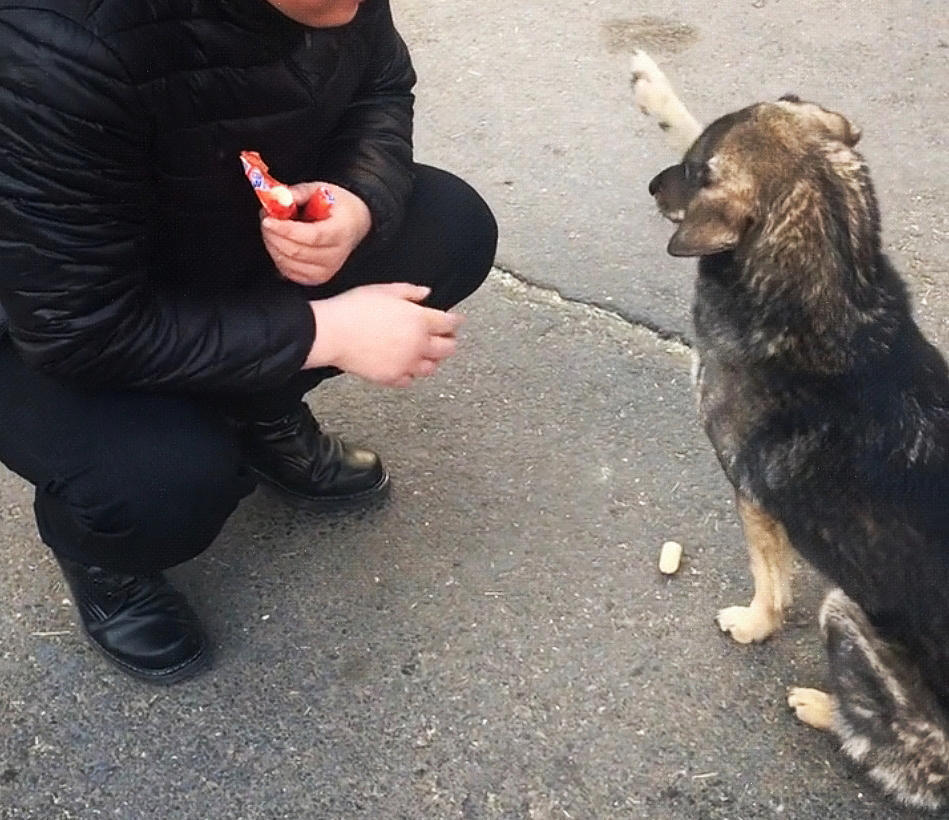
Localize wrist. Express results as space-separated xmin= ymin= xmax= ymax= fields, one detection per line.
xmin=304 ymin=300 xmax=338 ymax=369
xmin=336 ymin=185 xmax=372 ymax=244
xmin=355 ymin=198 xmax=372 ymax=242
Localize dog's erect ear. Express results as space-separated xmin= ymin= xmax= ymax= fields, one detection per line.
xmin=776 ymin=97 xmax=862 ymax=147
xmin=825 ymin=109 xmax=861 ymax=147
xmin=805 ymin=105 xmax=862 ymax=147
xmin=667 ymin=199 xmax=744 ymax=257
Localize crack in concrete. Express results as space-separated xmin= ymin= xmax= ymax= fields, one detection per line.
xmin=488 ymin=266 xmax=692 ymax=354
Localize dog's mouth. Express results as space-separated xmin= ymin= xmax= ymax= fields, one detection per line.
xmin=661 ymin=207 xmax=686 ymax=224
xmin=649 ymin=165 xmax=690 ymax=225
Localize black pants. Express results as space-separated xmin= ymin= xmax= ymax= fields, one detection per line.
xmin=0 ymin=165 xmax=496 ymax=574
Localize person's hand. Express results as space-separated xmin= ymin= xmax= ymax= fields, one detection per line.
xmin=261 ymin=182 xmax=372 ymax=285
xmin=304 ymin=283 xmax=464 ymax=388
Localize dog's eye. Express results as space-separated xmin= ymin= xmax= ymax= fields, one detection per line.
xmin=684 ymin=162 xmax=711 ymax=186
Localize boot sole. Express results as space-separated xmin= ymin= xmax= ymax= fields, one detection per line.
xmin=78 ymin=623 xmax=211 ymax=685
xmin=249 ymin=467 xmax=391 ymax=512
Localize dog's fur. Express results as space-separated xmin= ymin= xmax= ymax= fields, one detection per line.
xmin=632 ymin=52 xmax=949 ymax=810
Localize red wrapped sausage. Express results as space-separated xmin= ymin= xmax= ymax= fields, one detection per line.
xmin=301 ymin=186 xmax=335 ymax=222
xmin=239 ymin=151 xmax=335 ymax=221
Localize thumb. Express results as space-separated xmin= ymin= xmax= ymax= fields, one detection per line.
xmin=380 ymin=283 xmax=432 ymax=303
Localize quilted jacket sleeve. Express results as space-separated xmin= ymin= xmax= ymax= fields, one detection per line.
xmin=317 ymin=0 xmax=416 ymax=245
xmin=0 ymin=9 xmax=315 ymax=392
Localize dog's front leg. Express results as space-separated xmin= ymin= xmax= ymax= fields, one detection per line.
xmin=630 ymin=50 xmax=703 ymax=154
xmin=717 ymin=494 xmax=794 ymax=643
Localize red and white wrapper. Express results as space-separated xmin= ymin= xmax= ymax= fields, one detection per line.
xmin=239 ymin=150 xmax=334 ymax=221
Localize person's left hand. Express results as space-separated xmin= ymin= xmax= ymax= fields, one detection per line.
xmin=260 ymin=182 xmax=372 ymax=286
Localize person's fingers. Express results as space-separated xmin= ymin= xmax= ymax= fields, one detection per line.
xmin=263 ymin=230 xmax=330 ymax=265
xmin=424 ymin=308 xmax=465 ymax=336
xmin=404 ymin=285 xmax=433 ymax=303
xmin=265 ymin=244 xmax=333 ymax=283
xmin=423 ymin=335 xmax=457 ymax=361
xmin=266 ymin=242 xmax=313 ymax=272
xmin=371 ymin=282 xmax=432 ymax=303
xmin=262 ymin=215 xmax=327 ymax=245
xmin=390 ymin=374 xmax=414 ymax=389
xmin=411 ymin=359 xmax=438 ymax=378
xmin=263 ymin=233 xmax=342 ymax=283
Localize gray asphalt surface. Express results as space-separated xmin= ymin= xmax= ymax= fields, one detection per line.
xmin=1 ymin=1 xmax=947 ymax=818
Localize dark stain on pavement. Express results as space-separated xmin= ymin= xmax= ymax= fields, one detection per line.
xmin=602 ymin=16 xmax=699 ymax=54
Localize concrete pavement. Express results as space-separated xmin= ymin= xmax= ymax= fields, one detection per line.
xmin=1 ymin=0 xmax=947 ymax=817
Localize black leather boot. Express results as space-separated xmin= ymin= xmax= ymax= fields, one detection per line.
xmin=56 ymin=556 xmax=208 ymax=684
xmin=243 ymin=403 xmax=389 ymax=510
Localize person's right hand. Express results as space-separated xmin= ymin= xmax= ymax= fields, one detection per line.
xmin=304 ymin=283 xmax=464 ymax=388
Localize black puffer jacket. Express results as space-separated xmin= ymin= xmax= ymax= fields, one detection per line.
xmin=0 ymin=0 xmax=416 ymax=392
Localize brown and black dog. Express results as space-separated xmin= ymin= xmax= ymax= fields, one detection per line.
xmin=632 ymin=52 xmax=949 ymax=810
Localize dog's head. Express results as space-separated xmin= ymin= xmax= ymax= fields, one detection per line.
xmin=649 ymin=96 xmax=863 ymax=257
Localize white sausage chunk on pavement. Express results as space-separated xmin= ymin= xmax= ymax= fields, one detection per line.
xmin=659 ymin=540 xmax=683 ymax=575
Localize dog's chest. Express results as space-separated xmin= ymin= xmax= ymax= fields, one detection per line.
xmin=692 ymin=345 xmax=775 ymax=493
xmin=693 ymin=351 xmax=737 ymax=460
xmin=692 ymin=273 xmax=771 ymax=480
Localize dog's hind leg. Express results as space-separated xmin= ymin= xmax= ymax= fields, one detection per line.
xmin=716 ymin=494 xmax=794 ymax=644
xmin=787 ymin=687 xmax=836 ymax=731
xmin=630 ymin=50 xmax=703 ymax=154
xmin=789 ymin=589 xmax=949 ymax=811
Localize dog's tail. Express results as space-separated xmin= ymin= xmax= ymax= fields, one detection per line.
xmin=629 ymin=50 xmax=703 ymax=155
xmin=819 ymin=588 xmax=949 ymax=811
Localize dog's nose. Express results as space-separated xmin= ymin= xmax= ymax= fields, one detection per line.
xmin=648 ymin=165 xmax=679 ymax=196
xmin=648 ymin=171 xmax=663 ymax=196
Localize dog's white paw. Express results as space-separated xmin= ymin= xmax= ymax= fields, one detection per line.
xmin=787 ymin=687 xmax=835 ymax=731
xmin=630 ymin=50 xmax=676 ymax=118
xmin=716 ymin=604 xmax=780 ymax=644
xmin=629 ymin=50 xmax=703 ymax=153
